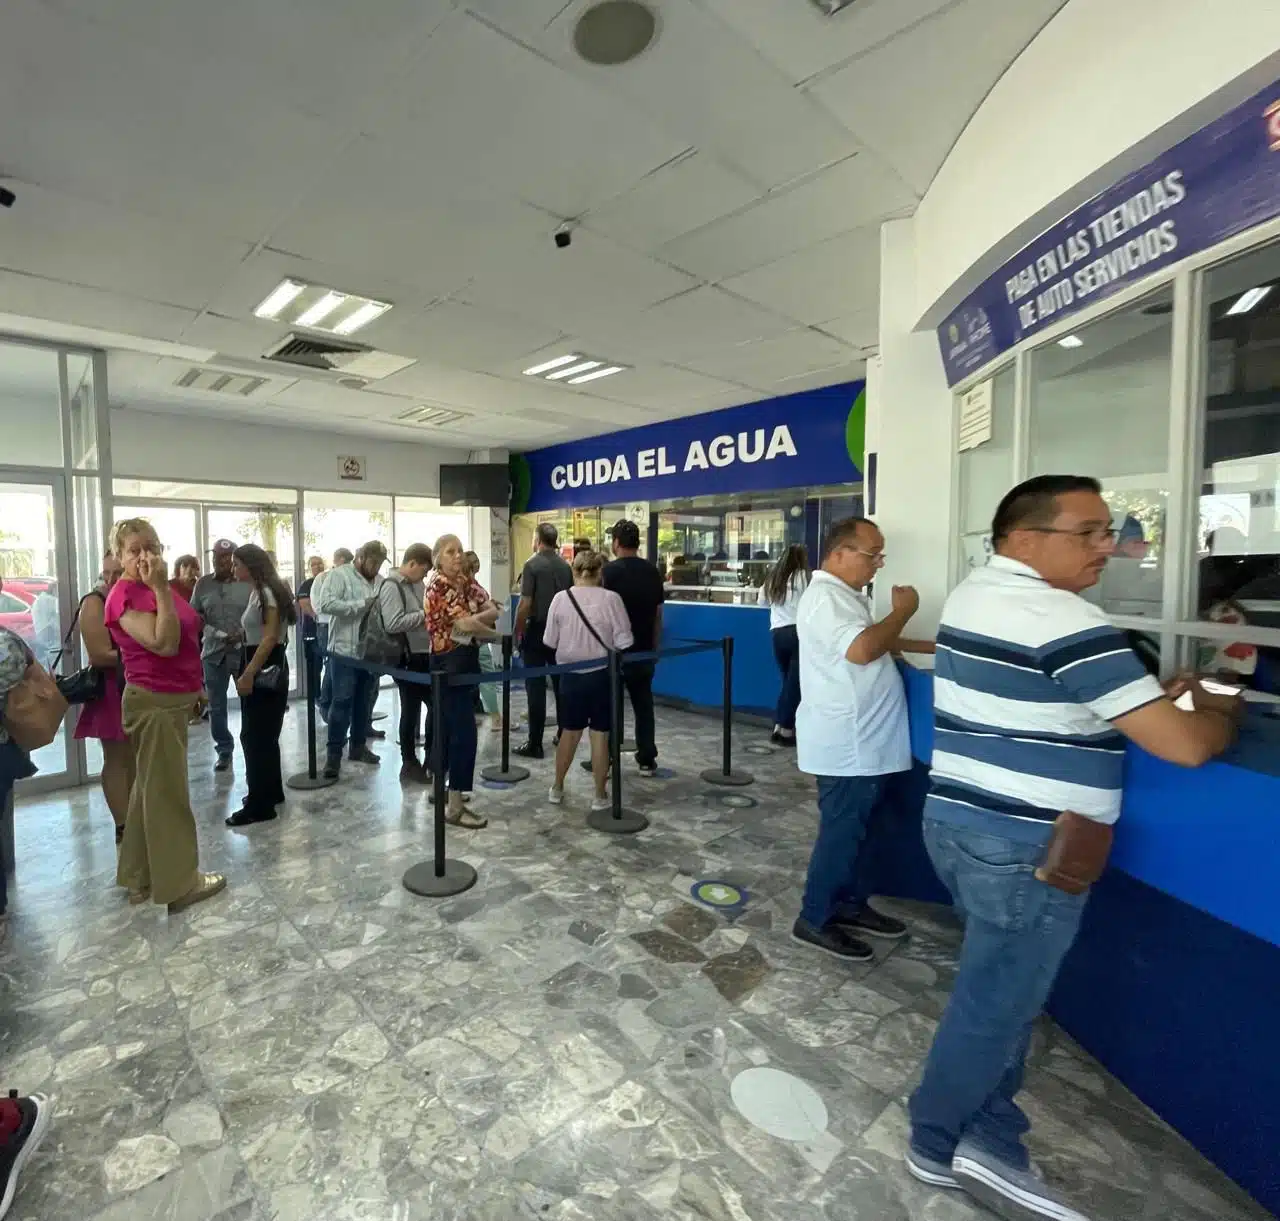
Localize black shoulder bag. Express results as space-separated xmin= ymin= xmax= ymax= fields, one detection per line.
xmin=52 ymin=592 xmax=110 ymax=706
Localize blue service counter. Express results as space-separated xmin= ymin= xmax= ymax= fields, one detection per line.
xmin=656 ymin=602 xmax=778 ymax=715
xmin=896 ymin=666 xmax=1280 ymax=1215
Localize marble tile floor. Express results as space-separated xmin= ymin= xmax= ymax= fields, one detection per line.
xmin=0 ymin=690 xmax=1270 ymax=1221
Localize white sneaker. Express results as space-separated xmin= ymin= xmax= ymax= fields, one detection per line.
xmin=591 ymin=794 xmax=611 ymax=811
xmin=548 ymin=784 xmax=564 ymax=805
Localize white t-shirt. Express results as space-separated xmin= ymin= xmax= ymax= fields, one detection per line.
xmin=795 ymin=570 xmax=911 ymax=778
xmin=757 ymin=574 xmax=808 ymax=629
xmin=242 ymin=586 xmax=287 ymax=649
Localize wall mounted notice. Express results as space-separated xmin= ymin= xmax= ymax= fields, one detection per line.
xmin=937 ymin=76 xmax=1280 ymax=385
xmin=957 ymin=380 xmax=993 ymax=452
xmin=338 ymin=455 xmax=366 ymax=482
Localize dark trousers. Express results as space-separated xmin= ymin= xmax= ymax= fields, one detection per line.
xmin=800 ymin=773 xmax=895 ymax=928
xmin=239 ymin=646 xmax=288 ymax=814
xmin=316 ymin=623 xmax=332 ymax=719
xmin=771 ymin=625 xmax=801 ymax=731
xmin=622 ymin=658 xmax=657 ymax=768
xmin=431 ymin=651 xmax=478 ymax=792
xmin=521 ymin=634 xmax=560 ymax=749
xmin=396 ymin=653 xmax=432 ymax=766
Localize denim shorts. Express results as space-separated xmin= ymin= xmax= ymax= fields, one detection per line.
xmin=558 ymin=669 xmax=612 ymax=732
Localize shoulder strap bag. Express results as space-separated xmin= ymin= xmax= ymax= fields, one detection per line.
xmin=564 ymin=589 xmax=615 ymax=655
xmin=1 ymin=631 xmax=68 ymax=752
xmin=52 ymin=591 xmax=109 ymax=706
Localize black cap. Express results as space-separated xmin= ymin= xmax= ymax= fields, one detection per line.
xmin=610 ymin=519 xmax=641 ymax=549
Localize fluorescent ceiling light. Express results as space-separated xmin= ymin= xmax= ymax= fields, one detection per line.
xmin=1058 ymin=335 xmax=1084 ymax=348
xmin=295 ymin=291 xmax=347 ymax=329
xmin=1225 ymin=286 xmax=1273 ymax=316
xmin=253 ymin=279 xmax=306 ymax=320
xmin=567 ymin=365 xmax=626 ymax=384
xmin=523 ymin=354 xmax=581 ymax=376
xmin=546 ymin=360 xmax=602 ymax=381
xmin=331 ymin=300 xmax=391 ymax=335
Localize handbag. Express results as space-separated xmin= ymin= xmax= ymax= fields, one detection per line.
xmin=2 ymin=659 xmax=68 ymax=752
xmin=252 ymin=664 xmax=289 ymax=695
xmin=51 ymin=591 xmax=109 ymax=707
xmin=361 ymin=580 xmax=411 ymax=668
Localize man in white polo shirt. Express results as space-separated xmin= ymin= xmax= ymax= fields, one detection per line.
xmin=793 ymin=516 xmax=934 ymax=962
xmin=906 ymin=475 xmax=1240 ymax=1221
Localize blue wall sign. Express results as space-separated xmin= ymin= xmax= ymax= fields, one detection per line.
xmin=518 ymin=382 xmax=864 ymax=511
xmin=938 ymin=77 xmax=1280 ymax=385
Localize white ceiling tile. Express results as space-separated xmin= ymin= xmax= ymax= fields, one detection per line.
xmin=373 ymin=11 xmax=688 ymax=217
xmin=463 ymin=0 xmax=581 ymax=43
xmin=696 ymin=0 xmax=954 ymax=84
xmin=371 ymin=302 xmax=567 ymax=373
xmin=682 ymin=326 xmax=860 ymax=389
xmin=587 ymin=362 xmax=748 ymax=409
xmin=661 ymin=153 xmax=916 ymax=280
xmin=586 ymin=152 xmax=762 ymax=249
xmin=769 ymin=361 xmax=868 ymax=395
xmin=0 ymin=272 xmax=197 ymax=344
xmin=721 ymin=225 xmax=881 ymax=325
xmin=806 ymin=0 xmax=1069 ymax=194
xmin=542 ymin=0 xmax=861 ymax=191
xmin=815 ymin=308 xmax=879 ymax=350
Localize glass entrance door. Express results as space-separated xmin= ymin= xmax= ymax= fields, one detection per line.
xmin=0 ymin=471 xmax=75 ymax=790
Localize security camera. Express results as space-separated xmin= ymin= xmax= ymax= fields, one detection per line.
xmin=0 ymin=187 xmax=14 ymax=209
xmin=554 ymin=226 xmax=572 ymax=250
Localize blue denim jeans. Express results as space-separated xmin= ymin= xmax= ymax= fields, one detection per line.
xmin=202 ymin=655 xmax=236 ymax=758
xmin=908 ymin=819 xmax=1088 ymax=1169
xmin=799 ymin=774 xmax=894 ymax=928
xmin=326 ymin=657 xmax=374 ymax=759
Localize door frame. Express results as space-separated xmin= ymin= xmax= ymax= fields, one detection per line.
xmin=0 ymin=466 xmax=81 ymax=793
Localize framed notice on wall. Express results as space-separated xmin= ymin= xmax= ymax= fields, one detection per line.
xmin=957 ymin=381 xmax=993 ymax=452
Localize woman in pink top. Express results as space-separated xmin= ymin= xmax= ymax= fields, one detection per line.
xmin=103 ymin=518 xmax=225 ymax=913
xmin=542 ymin=550 xmax=633 ymax=810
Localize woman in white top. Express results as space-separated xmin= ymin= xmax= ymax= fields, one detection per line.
xmin=228 ymin=544 xmax=297 ymax=827
xmin=758 ymin=544 xmax=810 ymax=746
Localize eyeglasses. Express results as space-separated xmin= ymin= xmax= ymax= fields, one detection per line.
xmin=1025 ymin=526 xmax=1117 ymax=545
xmin=838 ymin=545 xmax=886 ymax=564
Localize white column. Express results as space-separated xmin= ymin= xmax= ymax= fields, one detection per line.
xmin=871 ymin=217 xmax=955 ymax=635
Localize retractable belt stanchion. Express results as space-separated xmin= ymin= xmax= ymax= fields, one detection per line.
xmin=587 ymin=650 xmax=649 ymax=834
xmin=700 ymin=635 xmax=754 ymax=788
xmin=481 ymin=634 xmax=530 ymax=784
xmin=287 ymin=640 xmax=339 ymax=791
xmin=403 ymin=668 xmax=478 ymax=898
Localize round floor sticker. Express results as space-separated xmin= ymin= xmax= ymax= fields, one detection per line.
xmin=480 ymin=780 xmax=512 ymax=790
xmin=714 ymin=793 xmax=757 ymax=809
xmin=691 ymin=880 xmax=748 ymax=910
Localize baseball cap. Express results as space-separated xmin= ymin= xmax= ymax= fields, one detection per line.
xmin=610 ymin=519 xmax=641 ymax=549
xmin=210 ymin=539 xmax=236 ymax=557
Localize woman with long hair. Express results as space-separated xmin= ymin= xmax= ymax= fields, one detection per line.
xmin=73 ymin=551 xmax=132 ymax=842
xmin=543 ymin=550 xmax=633 ymax=809
xmin=758 ymin=544 xmax=810 ymax=746
xmin=228 ymin=543 xmax=297 ymax=827
xmin=103 ymin=518 xmax=225 ymax=911
xmin=423 ymin=535 xmax=499 ymax=828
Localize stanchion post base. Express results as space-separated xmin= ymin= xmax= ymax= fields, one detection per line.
xmin=480 ymin=764 xmax=531 ymax=784
xmin=286 ymin=772 xmax=340 ymax=791
xmin=700 ymin=768 xmax=755 ymax=787
xmin=587 ymin=808 xmax=649 ymax=835
xmin=402 ymin=858 xmax=478 ymax=898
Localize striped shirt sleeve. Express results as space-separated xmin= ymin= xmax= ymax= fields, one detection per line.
xmin=1038 ymin=618 xmax=1165 ymax=722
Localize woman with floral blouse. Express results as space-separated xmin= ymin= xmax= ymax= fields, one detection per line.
xmin=424 ymin=535 xmax=499 ymax=828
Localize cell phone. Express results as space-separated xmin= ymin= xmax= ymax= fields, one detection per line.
xmin=1175 ymin=679 xmax=1243 ymax=711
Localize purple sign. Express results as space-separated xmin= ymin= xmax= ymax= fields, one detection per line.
xmin=938 ymin=78 xmax=1280 ymax=385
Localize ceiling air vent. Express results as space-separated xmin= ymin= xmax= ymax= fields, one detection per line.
xmin=394 ymin=406 xmax=469 ymax=428
xmin=262 ymin=334 xmax=417 ymax=380
xmin=573 ymin=2 xmax=658 ymax=66
xmin=173 ymin=368 xmax=271 ymax=397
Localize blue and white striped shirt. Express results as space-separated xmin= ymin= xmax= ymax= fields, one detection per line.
xmin=927 ymin=556 xmax=1164 ymax=837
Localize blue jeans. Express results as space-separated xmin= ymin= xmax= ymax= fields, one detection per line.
xmin=326 ymin=657 xmax=375 ymax=759
xmin=799 ymin=774 xmax=894 ymax=928
xmin=908 ymin=819 xmax=1088 ymax=1169
xmin=771 ymin=625 xmax=800 ymax=731
xmin=202 ymin=655 xmax=236 ymax=758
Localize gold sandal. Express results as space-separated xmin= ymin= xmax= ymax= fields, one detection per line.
xmin=127 ymin=888 xmax=151 ymax=906
xmin=167 ymin=873 xmax=227 ymax=914
xmin=444 ymin=806 xmax=487 ymax=830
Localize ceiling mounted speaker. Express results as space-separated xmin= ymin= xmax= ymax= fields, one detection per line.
xmin=573 ymin=1 xmax=658 ymax=66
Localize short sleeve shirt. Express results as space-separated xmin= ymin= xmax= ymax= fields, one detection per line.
xmin=424 ymin=572 xmax=490 ymax=654
xmin=520 ymin=551 xmax=573 ymax=624
xmin=795 ymin=571 xmax=911 ymax=778
xmin=242 ymin=586 xmax=287 ymax=649
xmin=103 ymin=580 xmax=204 ymax=694
xmin=601 ymin=557 xmax=665 ymax=653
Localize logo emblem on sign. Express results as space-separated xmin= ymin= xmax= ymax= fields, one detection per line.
xmin=948 ymin=323 xmax=960 ymax=344
xmin=1266 ymin=100 xmax=1280 ymax=152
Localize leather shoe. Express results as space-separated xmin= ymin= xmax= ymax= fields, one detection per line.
xmin=512 ymin=742 xmax=544 ymax=760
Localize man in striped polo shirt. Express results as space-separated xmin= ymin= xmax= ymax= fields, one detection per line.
xmin=906 ymin=475 xmax=1240 ymax=1221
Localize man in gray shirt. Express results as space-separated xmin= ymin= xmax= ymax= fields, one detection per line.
xmin=514 ymin=523 xmax=572 ymax=759
xmin=190 ymin=539 xmax=253 ymax=772
xmin=379 ymin=542 xmax=433 ymax=784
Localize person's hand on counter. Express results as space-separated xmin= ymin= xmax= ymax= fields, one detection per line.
xmin=1189 ymin=680 xmax=1245 ymax=722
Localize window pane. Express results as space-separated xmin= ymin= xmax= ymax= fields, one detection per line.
xmin=67 ymin=353 xmax=98 ymax=470
xmin=73 ymin=476 xmax=104 ymax=602
xmin=113 ymin=505 xmax=200 ymax=569
xmin=304 ymin=491 xmax=392 ymax=574
xmin=958 ymin=365 xmax=1015 ymax=537
xmin=0 ymin=341 xmax=63 ymax=468
xmin=1195 ymin=242 xmax=1280 ymax=624
xmin=1179 ymin=633 xmax=1280 ymax=696
xmin=393 ymin=495 xmax=469 ymax=561
xmin=1029 ymin=289 xmax=1173 ymax=618
xmin=207 ymin=508 xmax=296 ymax=592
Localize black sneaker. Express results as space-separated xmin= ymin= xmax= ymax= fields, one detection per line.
xmin=213 ymin=754 xmax=232 ymax=773
xmin=322 ymin=757 xmax=341 ymax=780
xmin=225 ymin=807 xmax=278 ymax=828
xmin=0 ymin=1090 xmax=52 ymax=1218
xmin=637 ymin=762 xmax=658 ymax=777
xmin=349 ymin=747 xmax=380 ymax=765
xmin=368 ymin=728 xmax=387 ymax=740
xmin=770 ymin=730 xmax=796 ymax=748
xmin=833 ymin=904 xmax=909 ymax=941
xmin=512 ymin=742 xmax=544 ymax=760
xmin=399 ymin=761 xmax=427 ymax=784
xmin=791 ymin=918 xmax=874 ymax=962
